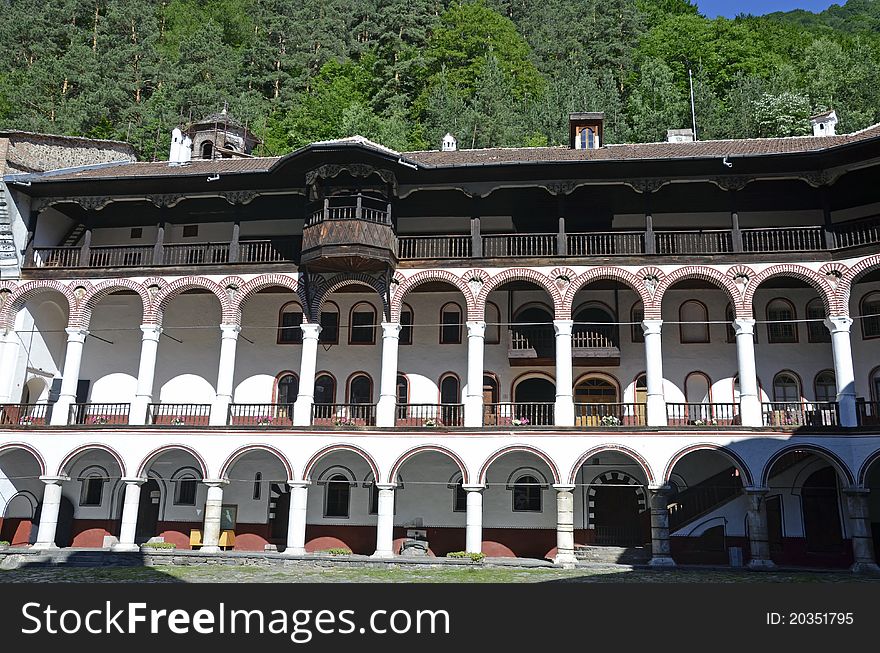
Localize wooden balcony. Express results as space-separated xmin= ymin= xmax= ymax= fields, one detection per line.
xmin=300 ymin=194 xmax=396 ymax=271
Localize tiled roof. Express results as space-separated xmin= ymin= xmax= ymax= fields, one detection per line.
xmin=14 ymin=156 xmax=282 ymax=181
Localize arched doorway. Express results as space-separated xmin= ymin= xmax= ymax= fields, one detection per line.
xmin=511 ymin=306 xmax=555 ymax=359
xmin=135 ymin=478 xmax=161 ymax=542
xmin=574 ymin=374 xmax=622 ymax=425
xmin=513 ymin=376 xmax=555 ymax=425
xmin=802 ymin=467 xmax=843 ymax=554
xmin=589 ymin=471 xmax=647 ymax=547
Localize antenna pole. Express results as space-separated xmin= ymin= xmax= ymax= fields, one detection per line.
xmin=689 ymin=67 xmax=698 ymax=141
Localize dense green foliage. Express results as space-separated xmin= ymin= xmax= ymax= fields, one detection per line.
xmin=2 ymin=0 xmax=880 ymax=157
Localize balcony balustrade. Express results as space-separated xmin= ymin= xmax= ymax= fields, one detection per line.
xmin=68 ymin=402 xmax=130 ymax=425
xmin=483 ymin=402 xmax=555 ymax=426
xmin=666 ymin=402 xmax=740 ymax=426
xmin=146 ymin=403 xmax=211 ymax=426
xmin=741 ymin=227 xmax=825 ymax=253
xmin=655 ymin=230 xmax=733 ymax=255
xmin=395 ymin=403 xmax=464 ymax=427
xmin=761 ymin=401 xmax=839 ymax=427
xmin=0 ymin=403 xmax=53 ymax=427
xmin=574 ymin=403 xmax=646 ymax=427
xmin=857 ymin=400 xmax=880 ymax=426
xmin=227 ymin=403 xmax=294 ymax=426
xmin=312 ymin=403 xmax=377 ymax=426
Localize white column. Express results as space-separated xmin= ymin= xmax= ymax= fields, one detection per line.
xmin=200 ymin=480 xmax=227 ymax=553
xmin=648 ymin=484 xmax=676 ymax=567
xmin=844 ymin=488 xmax=880 ymax=573
xmin=463 ymin=484 xmax=484 ymax=554
xmin=113 ymin=478 xmax=146 ymax=552
xmin=372 ymin=483 xmax=396 ymax=558
xmin=734 ymin=318 xmax=763 ymax=427
xmin=554 ymin=484 xmax=577 ymax=567
xmin=283 ymin=481 xmax=310 ymax=556
xmin=745 ymin=487 xmax=775 ymax=569
xmin=293 ymin=322 xmax=322 ymax=426
xmin=32 ymin=476 xmax=68 ymax=549
xmin=49 ymin=327 xmax=88 ymax=425
xmin=210 ymin=323 xmax=240 ymax=426
xmin=376 ymin=322 xmax=402 ymax=427
xmin=0 ymin=328 xmax=21 ymax=402
xmin=642 ymin=319 xmax=666 ymax=427
xmin=553 ymin=320 xmax=575 ymax=427
xmin=464 ymin=321 xmax=486 ymax=427
xmin=130 ymin=325 xmax=162 ymax=426
xmin=826 ymin=316 xmax=857 ymax=427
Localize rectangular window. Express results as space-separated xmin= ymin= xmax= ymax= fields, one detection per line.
xmin=807 ymin=311 xmax=830 ymax=343
xmin=440 ymin=309 xmax=461 ymax=344
xmin=80 ymin=478 xmax=103 ymax=506
xmin=864 ymin=300 xmax=880 ymax=338
xmin=400 ymin=310 xmax=413 ymax=345
xmin=350 ymin=311 xmax=375 ymax=344
xmin=278 ymin=311 xmax=303 ymax=344
xmin=130 ymin=227 xmax=143 ymax=239
xmin=182 ymin=225 xmax=199 ymax=237
xmin=319 ymin=312 xmax=339 ymax=344
xmin=768 ymin=322 xmax=797 ymax=343
xmin=176 ymin=479 xmax=197 ymax=506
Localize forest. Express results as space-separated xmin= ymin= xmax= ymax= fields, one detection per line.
xmin=2 ymin=0 xmax=880 ymax=159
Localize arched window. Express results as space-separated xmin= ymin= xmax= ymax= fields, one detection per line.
xmin=78 ymin=468 xmax=106 ymax=507
xmin=573 ymin=304 xmax=617 ymax=349
xmin=173 ymin=471 xmax=199 ymax=506
xmin=634 ymin=374 xmax=648 ymax=405
xmin=806 ymin=298 xmax=830 ymax=343
xmin=512 ymin=305 xmax=555 ymax=358
xmin=319 ymin=302 xmax=339 ymax=345
xmin=485 ymin=302 xmax=502 ymax=345
xmin=400 ymin=304 xmax=413 ymax=345
xmin=277 ymin=302 xmax=303 ymax=344
xmin=814 ymin=370 xmax=836 ymax=402
xmin=253 ymin=472 xmax=262 ymax=500
xmin=574 ymin=375 xmax=619 ymax=403
xmin=200 ymin=141 xmax=213 ymax=159
xmin=453 ymin=477 xmax=467 ymax=512
xmin=440 ymin=302 xmax=462 ymax=344
xmin=440 ymin=374 xmax=460 ymax=404
xmin=314 ymin=373 xmax=336 ymax=404
xmin=872 ymin=367 xmax=880 ymax=403
xmin=773 ymin=372 xmax=801 ymax=403
xmin=396 ymin=374 xmax=408 ymax=405
xmin=482 ymin=374 xmax=499 ymax=425
xmin=631 ymin=301 xmax=645 ymax=344
xmin=685 ymin=372 xmax=711 ymax=404
xmin=349 ymin=302 xmax=376 ymax=344
xmin=578 ymin=127 xmax=595 ymax=149
xmin=861 ymin=292 xmax=880 ymax=339
xmin=679 ymin=300 xmax=710 ymax=343
xmin=512 ymin=475 xmax=542 ymax=512
xmin=276 ymin=373 xmax=299 ymax=405
xmin=324 ymin=474 xmax=351 ymax=518
xmin=348 ymin=374 xmax=373 ymax=404
xmin=767 ymin=299 xmax=797 ymax=343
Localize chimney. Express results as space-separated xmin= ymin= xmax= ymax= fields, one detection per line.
xmin=569 ymin=112 xmax=604 ymax=149
xmin=168 ymin=127 xmax=183 ymax=165
xmin=180 ymin=135 xmax=192 ymax=163
xmin=667 ymin=128 xmax=695 ymax=143
xmin=441 ymin=133 xmax=457 ymax=152
xmin=810 ymin=109 xmax=838 ymax=137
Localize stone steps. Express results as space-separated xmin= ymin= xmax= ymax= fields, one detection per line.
xmin=573 ymin=544 xmax=651 ymax=565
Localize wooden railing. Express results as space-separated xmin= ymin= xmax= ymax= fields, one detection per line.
xmin=567 ymin=231 xmax=644 ymax=256
xmin=835 ymin=216 xmax=880 ymax=249
xmin=311 ymin=403 xmax=377 ymax=426
xmin=742 ymin=226 xmax=825 ymax=252
xmin=762 ymin=401 xmax=839 ymax=427
xmin=508 ymin=326 xmax=555 ymax=357
xmin=68 ymin=402 xmax=130 ymax=425
xmin=571 ymin=326 xmax=617 ymax=349
xmin=306 ymin=195 xmax=391 ymax=227
xmin=483 ymin=402 xmax=554 ymax=426
xmin=574 ymin=403 xmax=646 ymax=427
xmin=238 ymin=238 xmax=300 ymax=263
xmin=227 ymin=403 xmax=294 ymax=426
xmin=398 ymin=236 xmax=472 ymax=259
xmin=146 ymin=403 xmax=211 ymax=426
xmin=666 ymin=402 xmax=740 ymax=426
xmin=30 ymin=247 xmax=81 ymax=268
xmin=88 ymin=245 xmax=154 ymax=267
xmin=482 ymin=234 xmax=557 ymax=257
xmin=395 ymin=403 xmax=464 ymax=427
xmin=162 ymin=242 xmax=230 ymax=266
xmin=857 ymin=400 xmax=880 ymax=426
xmin=0 ymin=403 xmax=53 ymax=427
xmin=655 ymin=230 xmax=733 ymax=254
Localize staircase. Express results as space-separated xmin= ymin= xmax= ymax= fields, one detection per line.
xmin=574 ymin=544 xmax=651 ymax=565
xmin=59 ymin=222 xmax=86 ymax=246
xmin=668 ymin=467 xmax=743 ymax=532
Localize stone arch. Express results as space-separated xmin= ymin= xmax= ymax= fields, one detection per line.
xmin=219 ymin=444 xmax=294 ymax=481
xmin=0 ymin=443 xmax=46 ymax=476
xmin=0 ymin=281 xmax=78 ymax=330
xmin=478 ymin=445 xmax=560 ymax=486
xmin=136 ymin=444 xmax=209 ymax=479
xmin=760 ymin=443 xmax=854 ymax=488
xmin=837 ymin=254 xmax=880 ymax=316
xmin=148 ymin=276 xmax=235 ymax=325
xmin=77 ymin=279 xmax=150 ymax=328
xmin=310 ymin=273 xmax=388 ymax=322
xmin=857 ymin=448 xmax=880 ymax=487
xmin=744 ymin=265 xmax=834 ymax=317
xmin=662 ymin=443 xmax=754 ymax=487
xmin=391 ymin=270 xmax=474 ymax=322
xmin=56 ymin=443 xmax=127 ymax=478
xmin=653 ymin=266 xmax=741 ymax=317
xmin=476 ymin=268 xmax=563 ymax=320
xmin=568 ymin=444 xmax=654 ymax=486
xmin=388 ymin=445 xmax=469 ymax=485
xmin=234 ymin=274 xmax=306 ymax=323
xmin=587 ymin=469 xmax=648 ymax=514
xmin=567 ymin=267 xmax=654 ymax=318
xmin=302 ymin=444 xmax=379 ymax=484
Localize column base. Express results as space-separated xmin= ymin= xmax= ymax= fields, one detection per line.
xmin=375 ymin=396 xmax=397 ymax=428
xmin=200 ymin=545 xmax=221 ymax=554
xmin=554 ymin=553 xmax=577 ymax=568
xmin=747 ymin=558 xmax=776 ymax=570
xmin=370 ymin=551 xmax=395 ymax=560
xmin=282 ymin=547 xmax=306 ymax=557
xmin=851 ymin=561 xmax=880 ymax=574
xmin=31 ymin=542 xmax=58 ymax=550
xmin=648 ymin=556 xmax=676 ymax=567
xmin=111 ymin=543 xmax=141 ymax=553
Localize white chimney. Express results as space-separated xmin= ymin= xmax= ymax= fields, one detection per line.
xmin=667 ymin=128 xmax=694 ymax=143
xmin=442 ymin=133 xmax=457 ymax=152
xmin=180 ymin=136 xmax=192 ymax=164
xmin=810 ymin=109 xmax=838 ymax=137
xmin=168 ymin=128 xmax=183 ymax=165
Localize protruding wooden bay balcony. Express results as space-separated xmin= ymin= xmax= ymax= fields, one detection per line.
xmin=300 ymin=194 xmax=396 ymax=272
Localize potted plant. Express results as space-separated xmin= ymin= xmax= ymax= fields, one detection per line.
xmin=600 ymin=415 xmax=621 ymax=427
xmin=170 ymin=417 xmax=186 ymax=426
xmin=423 ymin=418 xmax=438 ymax=427
xmin=256 ymin=415 xmax=273 ymax=426
xmin=18 ymin=415 xmax=33 ymax=426
xmin=511 ymin=417 xmax=530 ymax=426
xmin=334 ymin=417 xmax=356 ymax=427
xmin=90 ymin=415 xmax=110 ymax=425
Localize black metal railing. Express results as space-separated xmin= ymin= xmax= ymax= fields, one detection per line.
xmin=666 ymin=402 xmax=740 ymax=426
xmin=574 ymin=403 xmax=646 ymax=427
xmin=762 ymin=401 xmax=839 ymax=427
xmin=227 ymin=403 xmax=294 ymax=426
xmin=146 ymin=403 xmax=211 ymax=426
xmin=312 ymin=403 xmax=377 ymax=426
xmin=68 ymin=403 xmax=130 ymax=425
xmin=395 ymin=403 xmax=464 ymax=427
xmin=483 ymin=402 xmax=554 ymax=426
xmin=0 ymin=403 xmax=53 ymax=427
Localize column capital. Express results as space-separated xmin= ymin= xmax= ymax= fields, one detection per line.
xmin=842 ymin=486 xmax=870 ymax=497
xmin=744 ymin=486 xmax=770 ymax=495
xmin=381 ymin=321 xmax=402 ymax=338
xmin=647 ymin=483 xmax=674 ymax=494
xmin=374 ymin=483 xmax=397 ymax=491
xmin=220 ymin=323 xmax=241 ymax=337
xmin=39 ymin=475 xmax=70 ymax=484
xmin=462 ymin=484 xmax=486 ymax=493
xmin=140 ymin=324 xmax=163 ymax=340
xmin=552 ymin=484 xmax=576 ymax=492
xmin=641 ymin=319 xmax=662 ymax=336
xmin=825 ymin=315 xmax=853 ymax=334
xmin=732 ymin=318 xmax=756 ymax=335
xmin=287 ymin=480 xmax=312 ymax=489
xmin=64 ymin=327 xmax=89 ymax=341
xmin=466 ymin=321 xmax=486 ymax=338
xmin=121 ymin=477 xmax=148 ymax=485
xmin=202 ymin=478 xmax=229 ymax=488
xmin=300 ymin=322 xmax=322 ymax=339
xmin=553 ymin=319 xmax=574 ymax=336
